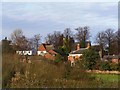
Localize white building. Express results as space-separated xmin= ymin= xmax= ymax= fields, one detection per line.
xmin=16 ymin=51 xmax=32 ymax=55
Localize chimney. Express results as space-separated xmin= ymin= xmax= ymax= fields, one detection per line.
xmin=86 ymin=43 xmax=90 ymax=49
xmin=77 ymin=44 xmax=80 ymax=50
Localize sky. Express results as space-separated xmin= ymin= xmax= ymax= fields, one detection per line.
xmin=1 ymin=2 xmax=118 ymax=44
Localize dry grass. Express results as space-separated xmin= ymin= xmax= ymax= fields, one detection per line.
xmin=3 ymin=54 xmax=118 ymax=88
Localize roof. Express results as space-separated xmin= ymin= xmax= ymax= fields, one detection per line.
xmin=39 ymin=43 xmax=53 ymax=51
xmin=48 ymin=50 xmax=58 ymax=55
xmin=38 ymin=44 xmax=46 ymax=51
xmin=44 ymin=44 xmax=53 ymax=51
xmin=70 ymin=48 xmax=87 ymax=54
xmin=71 ymin=41 xmax=91 ymax=51
xmin=91 ymin=45 xmax=100 ymax=51
xmin=103 ymin=55 xmax=120 ymax=59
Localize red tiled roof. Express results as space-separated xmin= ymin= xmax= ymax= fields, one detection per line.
xmin=48 ymin=50 xmax=57 ymax=55
xmin=38 ymin=43 xmax=53 ymax=51
xmin=38 ymin=44 xmax=46 ymax=51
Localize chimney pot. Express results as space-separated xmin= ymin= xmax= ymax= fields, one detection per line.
xmin=77 ymin=44 xmax=80 ymax=50
xmin=87 ymin=43 xmax=90 ymax=49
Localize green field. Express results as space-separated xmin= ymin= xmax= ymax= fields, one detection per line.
xmin=92 ymin=73 xmax=119 ymax=88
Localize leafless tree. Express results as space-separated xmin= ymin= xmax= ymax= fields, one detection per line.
xmin=118 ymin=29 xmax=120 ymax=54
xmin=11 ymin=29 xmax=23 ymax=44
xmin=45 ymin=31 xmax=62 ymax=49
xmin=75 ymin=26 xmax=90 ymax=47
xmin=96 ymin=31 xmax=106 ymax=57
xmin=11 ymin=29 xmax=30 ymax=51
xmin=104 ymin=29 xmax=115 ymax=55
xmin=33 ymin=34 xmax=41 ymax=50
xmin=96 ymin=28 xmax=117 ymax=55
xmin=63 ymin=28 xmax=73 ymax=38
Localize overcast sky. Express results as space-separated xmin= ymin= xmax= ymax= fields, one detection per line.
xmin=2 ymin=2 xmax=118 ymax=44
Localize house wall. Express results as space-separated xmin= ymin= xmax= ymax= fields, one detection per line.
xmin=37 ymin=51 xmax=47 ymax=56
xmin=16 ymin=51 xmax=32 ymax=55
xmin=68 ymin=54 xmax=83 ymax=61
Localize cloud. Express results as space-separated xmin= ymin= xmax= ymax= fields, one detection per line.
xmin=99 ymin=3 xmax=118 ymax=10
xmin=2 ymin=2 xmax=117 ymax=22
xmin=2 ymin=2 xmax=118 ymax=42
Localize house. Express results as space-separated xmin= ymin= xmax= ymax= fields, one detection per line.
xmin=103 ymin=55 xmax=119 ymax=64
xmin=37 ymin=43 xmax=58 ymax=60
xmin=16 ymin=50 xmax=32 ymax=55
xmin=68 ymin=42 xmax=91 ymax=66
xmin=37 ymin=43 xmax=53 ymax=56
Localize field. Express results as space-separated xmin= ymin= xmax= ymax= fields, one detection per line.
xmin=92 ymin=73 xmax=119 ymax=88
xmin=2 ymin=54 xmax=120 ymax=88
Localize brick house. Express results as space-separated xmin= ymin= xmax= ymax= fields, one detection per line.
xmin=37 ymin=43 xmax=58 ymax=60
xmin=68 ymin=43 xmax=91 ymax=62
xmin=103 ymin=55 xmax=119 ymax=64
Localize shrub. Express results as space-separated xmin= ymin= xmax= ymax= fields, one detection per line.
xmin=54 ymin=54 xmax=64 ymax=63
xmin=118 ymin=62 xmax=120 ymax=71
xmin=2 ymin=54 xmax=19 ymax=87
xmin=110 ymin=63 xmax=119 ymax=71
xmin=99 ymin=61 xmax=111 ymax=71
xmin=3 ymin=54 xmax=101 ymax=88
xmin=82 ymin=49 xmax=100 ymax=70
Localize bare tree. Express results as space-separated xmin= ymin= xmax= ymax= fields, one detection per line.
xmin=75 ymin=26 xmax=90 ymax=48
xmin=96 ymin=29 xmax=116 ymax=55
xmin=33 ymin=34 xmax=41 ymax=50
xmin=118 ymin=29 xmax=120 ymax=54
xmin=111 ymin=30 xmax=119 ymax=55
xmin=104 ymin=29 xmax=115 ymax=55
xmin=11 ymin=29 xmax=30 ymax=51
xmin=45 ymin=31 xmax=62 ymax=49
xmin=96 ymin=31 xmax=106 ymax=58
xmin=11 ymin=29 xmax=23 ymax=44
xmin=63 ymin=28 xmax=73 ymax=38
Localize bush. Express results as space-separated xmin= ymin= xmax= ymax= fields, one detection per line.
xmin=99 ymin=61 xmax=111 ymax=71
xmin=82 ymin=49 xmax=100 ymax=70
xmin=3 ymin=54 xmax=101 ymax=88
xmin=54 ymin=54 xmax=64 ymax=63
xmin=110 ymin=63 xmax=119 ymax=71
xmin=2 ymin=54 xmax=19 ymax=87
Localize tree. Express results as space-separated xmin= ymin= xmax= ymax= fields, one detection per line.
xmin=75 ymin=26 xmax=90 ymax=48
xmin=82 ymin=49 xmax=100 ymax=70
xmin=11 ymin=29 xmax=23 ymax=44
xmin=104 ymin=29 xmax=115 ymax=55
xmin=63 ymin=28 xmax=73 ymax=38
xmin=30 ymin=34 xmax=41 ymax=51
xmin=116 ymin=29 xmax=120 ymax=54
xmin=95 ymin=31 xmax=106 ymax=58
xmin=110 ymin=31 xmax=118 ymax=55
xmin=62 ymin=28 xmax=75 ymax=53
xmin=96 ymin=29 xmax=117 ymax=55
xmin=99 ymin=61 xmax=111 ymax=71
xmin=11 ymin=29 xmax=31 ymax=51
xmin=45 ymin=31 xmax=63 ymax=49
xmin=34 ymin=34 xmax=41 ymax=50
